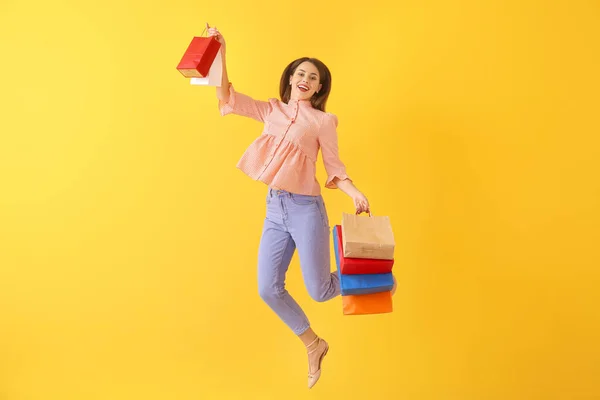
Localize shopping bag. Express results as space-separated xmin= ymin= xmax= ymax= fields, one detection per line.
xmin=333 ymin=225 xmax=394 ymax=275
xmin=176 ymin=35 xmax=221 ymax=78
xmin=336 ymin=269 xmax=394 ymax=296
xmin=342 ymin=291 xmax=393 ymax=315
xmin=341 ymin=212 xmax=395 ymax=260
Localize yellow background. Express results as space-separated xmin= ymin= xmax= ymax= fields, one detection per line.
xmin=1 ymin=0 xmax=599 ymax=399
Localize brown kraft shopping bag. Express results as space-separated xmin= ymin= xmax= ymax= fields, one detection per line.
xmin=341 ymin=212 xmax=395 ymax=260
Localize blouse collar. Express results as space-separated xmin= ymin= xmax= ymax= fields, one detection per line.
xmin=288 ymin=98 xmax=313 ymax=108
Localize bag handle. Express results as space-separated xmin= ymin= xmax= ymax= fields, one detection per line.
xmin=355 ymin=210 xmax=373 ymax=217
xmin=200 ymin=24 xmax=220 ymax=42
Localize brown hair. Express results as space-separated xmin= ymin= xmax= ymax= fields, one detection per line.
xmin=279 ymin=57 xmax=332 ymax=112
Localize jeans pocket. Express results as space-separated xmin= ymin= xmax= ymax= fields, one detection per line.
xmin=290 ymin=193 xmax=317 ymax=206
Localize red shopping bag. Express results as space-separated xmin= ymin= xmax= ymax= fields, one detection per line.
xmin=176 ymin=35 xmax=221 ymax=78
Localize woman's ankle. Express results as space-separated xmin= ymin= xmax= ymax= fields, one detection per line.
xmin=299 ymin=327 xmax=318 ymax=348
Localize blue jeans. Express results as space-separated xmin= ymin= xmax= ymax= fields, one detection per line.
xmin=258 ymin=188 xmax=340 ymax=335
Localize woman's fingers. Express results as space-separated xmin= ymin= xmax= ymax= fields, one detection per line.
xmin=206 ymin=22 xmax=219 ymax=35
xmin=356 ymin=201 xmax=369 ymax=214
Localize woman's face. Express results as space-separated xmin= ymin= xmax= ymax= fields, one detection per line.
xmin=289 ymin=61 xmax=322 ymax=101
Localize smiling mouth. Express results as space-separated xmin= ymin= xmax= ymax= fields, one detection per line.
xmin=298 ymin=84 xmax=310 ymax=92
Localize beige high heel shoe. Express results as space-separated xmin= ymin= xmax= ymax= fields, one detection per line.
xmin=306 ymin=336 xmax=329 ymax=389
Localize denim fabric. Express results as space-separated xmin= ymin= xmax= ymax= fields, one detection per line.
xmin=257 ymin=188 xmax=340 ymax=334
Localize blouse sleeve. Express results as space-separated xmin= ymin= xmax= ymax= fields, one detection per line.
xmin=218 ymin=82 xmax=274 ymax=123
xmin=318 ymin=113 xmax=352 ymax=189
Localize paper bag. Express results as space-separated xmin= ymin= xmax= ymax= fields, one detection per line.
xmin=176 ymin=36 xmax=221 ymax=78
xmin=333 ymin=225 xmax=394 ymax=275
xmin=342 ymin=291 xmax=393 ymax=315
xmin=190 ymin=48 xmax=223 ymax=86
xmin=341 ymin=212 xmax=395 ymax=260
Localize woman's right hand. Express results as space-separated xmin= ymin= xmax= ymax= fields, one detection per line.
xmin=206 ymin=23 xmax=226 ymax=53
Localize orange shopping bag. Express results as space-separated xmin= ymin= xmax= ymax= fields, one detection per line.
xmin=342 ymin=291 xmax=393 ymax=315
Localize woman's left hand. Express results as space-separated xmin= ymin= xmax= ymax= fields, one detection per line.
xmin=353 ymin=192 xmax=370 ymax=214
xmin=332 ymin=177 xmax=371 ymax=214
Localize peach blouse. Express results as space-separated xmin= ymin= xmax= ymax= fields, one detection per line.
xmin=218 ymin=83 xmax=351 ymax=196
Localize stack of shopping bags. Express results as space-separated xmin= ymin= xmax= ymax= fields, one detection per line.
xmin=333 ymin=212 xmax=396 ymax=315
